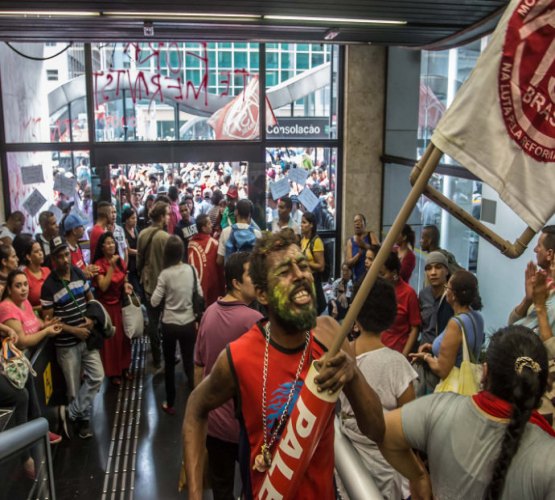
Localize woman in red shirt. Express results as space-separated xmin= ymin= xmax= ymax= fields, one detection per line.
xmin=92 ymin=232 xmax=133 ymax=386
xmin=14 ymin=234 xmax=51 ymax=310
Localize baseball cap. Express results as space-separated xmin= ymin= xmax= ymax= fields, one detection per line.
xmin=50 ymin=236 xmax=68 ymax=255
xmin=226 ymin=185 xmax=239 ymax=199
xmin=63 ymin=213 xmax=87 ymax=233
xmin=425 ymin=251 xmax=449 ymax=269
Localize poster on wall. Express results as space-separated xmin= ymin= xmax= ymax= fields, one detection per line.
xmin=21 ymin=165 xmax=45 ymax=185
xmin=23 ymin=189 xmax=47 ymax=217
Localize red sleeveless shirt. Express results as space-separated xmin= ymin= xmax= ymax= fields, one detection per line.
xmin=227 ymin=322 xmax=335 ymax=499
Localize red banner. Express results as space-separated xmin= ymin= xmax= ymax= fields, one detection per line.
xmin=208 ymin=75 xmax=277 ymax=140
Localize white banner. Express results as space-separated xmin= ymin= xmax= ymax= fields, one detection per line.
xmin=432 ymin=0 xmax=555 ymax=231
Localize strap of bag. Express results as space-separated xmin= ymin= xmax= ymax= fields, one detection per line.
xmin=2 ymin=338 xmax=37 ymax=377
xmin=188 ymin=264 xmax=199 ymax=297
xmin=453 ymin=314 xmax=477 ymax=364
xmin=138 ymin=228 xmax=161 ymax=273
xmin=61 ymin=278 xmax=86 ymax=318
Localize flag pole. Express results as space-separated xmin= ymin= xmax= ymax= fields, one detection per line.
xmin=409 ymin=161 xmax=536 ymax=258
xmin=258 ymin=143 xmax=442 ymax=499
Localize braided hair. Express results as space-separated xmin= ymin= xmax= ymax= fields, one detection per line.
xmin=483 ymin=326 xmax=548 ymax=499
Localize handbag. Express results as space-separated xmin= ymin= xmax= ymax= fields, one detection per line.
xmin=122 ymin=291 xmax=144 ymax=339
xmin=189 ymin=264 xmax=205 ymax=322
xmin=0 ymin=339 xmax=36 ymax=389
xmin=434 ymin=314 xmax=483 ymax=396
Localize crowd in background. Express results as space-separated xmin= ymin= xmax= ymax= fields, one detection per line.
xmin=0 ymin=160 xmax=554 ymax=498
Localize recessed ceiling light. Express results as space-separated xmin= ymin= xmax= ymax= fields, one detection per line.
xmin=103 ymin=11 xmax=261 ymax=21
xmin=265 ymin=15 xmax=406 ymax=25
xmin=0 ymin=10 xmax=99 ymax=17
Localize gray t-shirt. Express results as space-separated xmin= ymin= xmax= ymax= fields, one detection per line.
xmin=402 ymin=393 xmax=555 ymax=500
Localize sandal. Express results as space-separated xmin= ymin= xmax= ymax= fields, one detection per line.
xmin=161 ymin=402 xmax=176 ymax=415
xmin=110 ymin=377 xmax=121 ymax=386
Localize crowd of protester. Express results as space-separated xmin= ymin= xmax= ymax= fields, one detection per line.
xmin=0 ymin=163 xmax=554 ymax=499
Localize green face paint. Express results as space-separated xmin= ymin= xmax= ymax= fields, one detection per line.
xmin=268 ymin=278 xmax=316 ymax=332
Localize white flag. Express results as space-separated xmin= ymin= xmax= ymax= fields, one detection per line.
xmin=432 ymin=0 xmax=555 ymax=231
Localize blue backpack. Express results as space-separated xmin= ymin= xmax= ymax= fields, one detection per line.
xmin=225 ymin=223 xmax=257 ymax=259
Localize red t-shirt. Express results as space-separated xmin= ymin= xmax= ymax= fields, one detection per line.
xmin=89 ymin=224 xmax=106 ymax=261
xmin=400 ymin=249 xmax=416 ymax=283
xmin=0 ymin=299 xmax=41 ymax=336
xmin=381 ymin=278 xmax=421 ymax=353
xmin=23 ymin=267 xmax=51 ymax=307
xmin=228 ymin=323 xmax=335 ymax=499
xmin=68 ymin=242 xmax=86 ymax=271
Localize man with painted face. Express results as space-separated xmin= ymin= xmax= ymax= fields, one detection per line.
xmin=184 ymin=230 xmax=385 ymax=499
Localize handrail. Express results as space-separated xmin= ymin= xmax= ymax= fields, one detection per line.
xmin=0 ymin=418 xmax=57 ymax=499
xmin=334 ymin=417 xmax=383 ymax=499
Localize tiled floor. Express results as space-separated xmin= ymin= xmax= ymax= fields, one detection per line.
xmin=53 ymin=340 xmax=195 ymax=500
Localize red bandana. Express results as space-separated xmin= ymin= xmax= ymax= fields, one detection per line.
xmin=472 ymin=390 xmax=555 ymax=437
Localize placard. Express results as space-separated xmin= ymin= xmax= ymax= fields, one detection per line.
xmin=21 ymin=165 xmax=45 ymax=185
xmin=47 ymin=204 xmax=63 ymax=222
xmin=23 ymin=189 xmax=47 ymax=217
xmin=297 ymin=187 xmax=320 ymax=213
xmin=269 ymin=178 xmax=291 ymax=201
xmin=287 ymin=167 xmax=308 ymax=187
xmin=54 ymin=174 xmax=77 ymax=196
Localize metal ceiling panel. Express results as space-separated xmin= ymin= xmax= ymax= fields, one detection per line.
xmin=0 ymin=0 xmax=509 ymax=48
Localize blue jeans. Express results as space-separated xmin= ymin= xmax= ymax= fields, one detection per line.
xmin=56 ymin=342 xmax=104 ymax=421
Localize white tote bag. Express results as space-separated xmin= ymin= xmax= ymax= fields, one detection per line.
xmin=122 ymin=292 xmax=144 ymax=339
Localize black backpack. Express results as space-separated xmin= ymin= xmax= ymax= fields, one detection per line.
xmin=308 ymin=237 xmax=334 ymax=283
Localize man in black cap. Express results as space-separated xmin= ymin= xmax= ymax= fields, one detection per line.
xmin=41 ymin=236 xmax=104 ymax=440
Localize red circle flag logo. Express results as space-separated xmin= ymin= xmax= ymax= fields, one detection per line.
xmin=499 ymin=0 xmax=555 ymax=162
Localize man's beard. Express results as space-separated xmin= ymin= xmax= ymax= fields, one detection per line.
xmin=268 ymin=280 xmax=317 ymax=333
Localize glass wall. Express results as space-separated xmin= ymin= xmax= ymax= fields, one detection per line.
xmin=0 ymin=41 xmax=343 ymax=277
xmin=266 ymin=44 xmax=338 ymax=140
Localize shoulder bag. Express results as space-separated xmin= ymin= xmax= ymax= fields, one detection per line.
xmin=188 ymin=264 xmax=205 ymax=322
xmin=434 ymin=313 xmax=483 ymax=396
xmin=122 ymin=291 xmax=144 ymax=339
xmin=1 ymin=338 xmax=36 ymax=389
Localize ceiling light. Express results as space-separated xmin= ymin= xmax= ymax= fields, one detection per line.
xmin=324 ymin=28 xmax=340 ymax=40
xmin=103 ymin=11 xmax=261 ymax=21
xmin=265 ymin=15 xmax=406 ymax=25
xmin=0 ymin=10 xmax=99 ymax=17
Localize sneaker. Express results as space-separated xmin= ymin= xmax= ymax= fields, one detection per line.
xmin=48 ymin=431 xmax=62 ymax=445
xmin=58 ymin=405 xmax=72 ymax=439
xmin=77 ymin=420 xmax=93 ymax=439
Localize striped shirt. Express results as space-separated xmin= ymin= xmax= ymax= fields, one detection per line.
xmin=41 ymin=267 xmax=90 ymax=348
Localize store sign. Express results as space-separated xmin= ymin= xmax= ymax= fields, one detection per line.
xmin=266 ymin=117 xmax=330 ymax=138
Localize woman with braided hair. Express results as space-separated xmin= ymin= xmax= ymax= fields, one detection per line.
xmin=379 ymin=325 xmax=555 ymax=499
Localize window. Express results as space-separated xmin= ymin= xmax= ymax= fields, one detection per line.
xmin=47 ymin=69 xmax=59 ymax=81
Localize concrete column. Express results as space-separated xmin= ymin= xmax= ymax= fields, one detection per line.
xmin=342 ymin=45 xmax=386 ymax=249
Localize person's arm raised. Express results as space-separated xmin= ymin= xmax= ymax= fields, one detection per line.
xmin=183 ymin=349 xmax=237 ymax=500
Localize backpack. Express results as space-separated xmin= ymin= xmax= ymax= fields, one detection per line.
xmin=308 ymin=236 xmax=334 ymax=283
xmin=225 ymin=223 xmax=257 ymax=259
